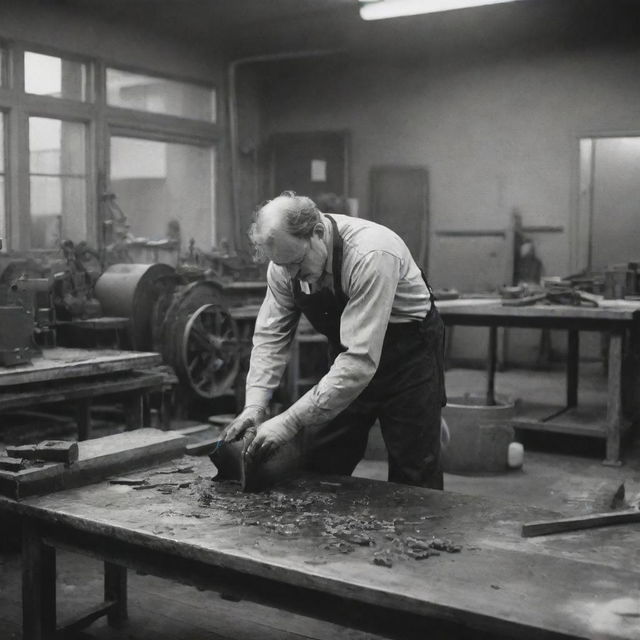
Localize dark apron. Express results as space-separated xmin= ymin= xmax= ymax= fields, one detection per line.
xmin=292 ymin=215 xmax=446 ymax=489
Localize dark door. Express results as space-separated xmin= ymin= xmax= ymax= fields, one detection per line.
xmin=269 ymin=131 xmax=349 ymax=200
xmin=370 ymin=166 xmax=429 ymax=269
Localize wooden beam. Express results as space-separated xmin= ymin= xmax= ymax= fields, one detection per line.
xmin=522 ymin=509 xmax=640 ymax=537
xmin=6 ymin=441 xmax=79 ymax=465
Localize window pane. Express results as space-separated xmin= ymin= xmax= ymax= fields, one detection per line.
xmin=0 ymin=176 xmax=5 ymax=248
xmin=29 ymin=117 xmax=87 ymax=249
xmin=110 ymin=137 xmax=215 ymax=258
xmin=0 ymin=112 xmax=5 ymax=246
xmin=107 ymin=69 xmax=215 ymax=122
xmin=0 ymin=111 xmax=4 ymax=167
xmin=25 ymin=51 xmax=88 ymax=101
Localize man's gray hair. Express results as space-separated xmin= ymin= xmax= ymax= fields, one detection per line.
xmin=248 ymin=191 xmax=321 ymax=262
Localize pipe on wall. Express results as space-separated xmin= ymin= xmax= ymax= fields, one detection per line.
xmin=228 ymin=49 xmax=343 ymax=251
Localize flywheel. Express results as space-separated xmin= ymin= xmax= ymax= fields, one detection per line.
xmin=176 ymin=302 xmax=240 ymax=399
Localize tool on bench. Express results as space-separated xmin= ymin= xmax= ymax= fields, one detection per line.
xmin=522 ymin=508 xmax=640 ymax=537
xmin=6 ymin=440 xmax=79 ymax=465
xmin=501 ymin=282 xmax=600 ymax=308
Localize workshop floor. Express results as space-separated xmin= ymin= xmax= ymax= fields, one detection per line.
xmin=1 ymin=364 xmax=638 ymax=640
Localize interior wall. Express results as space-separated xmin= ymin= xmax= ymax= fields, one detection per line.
xmin=0 ymin=0 xmax=233 ymax=253
xmin=258 ymin=42 xmax=640 ymax=366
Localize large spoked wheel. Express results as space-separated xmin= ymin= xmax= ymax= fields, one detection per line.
xmin=179 ymin=303 xmax=240 ymax=399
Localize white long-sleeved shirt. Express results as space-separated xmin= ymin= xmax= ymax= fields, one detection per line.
xmin=245 ymin=213 xmax=431 ymax=429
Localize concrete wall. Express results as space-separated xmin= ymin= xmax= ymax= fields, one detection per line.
xmin=258 ymin=42 xmax=640 ymax=365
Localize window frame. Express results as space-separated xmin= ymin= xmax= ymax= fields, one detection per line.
xmin=23 ymin=45 xmax=94 ymax=104
xmin=0 ymin=108 xmax=7 ymax=250
xmin=0 ymin=41 xmax=220 ymax=253
xmin=26 ymin=113 xmax=93 ymax=251
xmin=105 ymin=61 xmax=217 ymax=124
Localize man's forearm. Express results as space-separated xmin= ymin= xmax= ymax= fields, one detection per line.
xmin=283 ymin=351 xmax=377 ymax=429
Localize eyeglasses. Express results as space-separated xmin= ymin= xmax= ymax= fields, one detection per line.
xmin=279 ymin=239 xmax=310 ymax=270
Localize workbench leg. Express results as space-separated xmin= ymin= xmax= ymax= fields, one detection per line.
xmin=22 ymin=523 xmax=56 ymax=640
xmin=604 ymin=331 xmax=624 ymax=466
xmin=159 ymin=388 xmax=173 ymax=430
xmin=104 ymin=562 xmax=128 ymax=627
xmin=486 ymin=326 xmax=498 ymax=406
xmin=76 ymin=398 xmax=92 ymax=441
xmin=567 ymin=330 xmax=579 ymax=408
xmin=124 ymin=393 xmax=144 ymax=431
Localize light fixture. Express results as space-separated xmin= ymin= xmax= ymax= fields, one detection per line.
xmin=359 ymin=0 xmax=523 ymax=21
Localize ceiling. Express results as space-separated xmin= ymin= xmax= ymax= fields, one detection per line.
xmin=61 ymin=0 xmax=640 ymax=60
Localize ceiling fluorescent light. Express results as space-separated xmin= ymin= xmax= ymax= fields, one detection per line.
xmin=360 ymin=0 xmax=523 ymax=21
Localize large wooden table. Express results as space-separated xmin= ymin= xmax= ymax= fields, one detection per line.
xmin=0 ymin=348 xmax=163 ymax=439
xmin=437 ymin=298 xmax=640 ymax=465
xmin=2 ymin=456 xmax=639 ymax=640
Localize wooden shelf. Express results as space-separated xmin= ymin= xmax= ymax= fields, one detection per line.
xmin=511 ymin=401 xmax=628 ymax=439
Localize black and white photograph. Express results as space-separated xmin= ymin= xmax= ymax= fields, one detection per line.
xmin=0 ymin=1 xmax=639 ymax=638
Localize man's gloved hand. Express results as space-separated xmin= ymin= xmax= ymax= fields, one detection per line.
xmin=220 ymin=405 xmax=267 ymax=443
xmin=245 ymin=413 xmax=300 ymax=464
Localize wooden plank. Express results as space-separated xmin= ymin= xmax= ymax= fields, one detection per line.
xmin=522 ymin=509 xmax=640 ymax=537
xmin=437 ymin=300 xmax=640 ymax=324
xmin=0 ymin=458 xmax=28 ymax=472
xmin=0 ymin=348 xmax=161 ymax=388
xmin=57 ymin=600 xmax=118 ymax=635
xmin=7 ymin=441 xmax=79 ymax=464
xmin=0 ymin=372 xmax=164 ymax=411
xmin=0 ymin=429 xmax=187 ymax=500
xmin=512 ymin=404 xmax=609 ymax=438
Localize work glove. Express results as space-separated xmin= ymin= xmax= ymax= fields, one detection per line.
xmin=221 ymin=405 xmax=267 ymax=443
xmin=245 ymin=413 xmax=300 ymax=464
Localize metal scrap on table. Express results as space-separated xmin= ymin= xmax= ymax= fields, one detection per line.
xmin=191 ymin=475 xmax=462 ymax=568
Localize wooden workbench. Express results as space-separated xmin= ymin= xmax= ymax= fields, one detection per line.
xmin=437 ymin=298 xmax=640 ymax=465
xmin=2 ymin=455 xmax=639 ymax=640
xmin=0 ymin=348 xmax=163 ymax=439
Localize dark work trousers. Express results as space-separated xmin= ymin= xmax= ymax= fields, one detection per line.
xmin=304 ymin=306 xmax=446 ymax=489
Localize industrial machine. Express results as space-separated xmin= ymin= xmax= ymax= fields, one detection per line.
xmin=94 ymin=263 xmax=242 ymax=402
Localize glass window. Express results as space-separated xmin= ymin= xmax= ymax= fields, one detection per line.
xmin=29 ymin=117 xmax=87 ymax=249
xmin=0 ymin=112 xmax=5 ymax=247
xmin=106 ymin=68 xmax=216 ymax=122
xmin=110 ymin=136 xmax=215 ymax=256
xmin=25 ymin=51 xmax=88 ymax=101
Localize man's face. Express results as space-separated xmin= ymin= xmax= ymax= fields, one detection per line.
xmin=263 ymin=225 xmax=328 ymax=284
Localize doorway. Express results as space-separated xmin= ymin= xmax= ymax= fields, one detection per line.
xmin=576 ymin=135 xmax=640 ymax=273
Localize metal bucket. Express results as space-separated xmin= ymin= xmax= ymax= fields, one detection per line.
xmin=441 ymin=394 xmax=517 ymax=474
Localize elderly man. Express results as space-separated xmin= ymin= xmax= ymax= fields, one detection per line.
xmin=222 ymin=191 xmax=446 ymax=489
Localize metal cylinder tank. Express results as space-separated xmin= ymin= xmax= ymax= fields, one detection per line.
xmin=94 ymin=263 xmax=176 ymax=351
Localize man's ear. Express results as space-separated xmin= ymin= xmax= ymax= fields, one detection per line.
xmin=313 ymin=222 xmax=325 ymax=238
